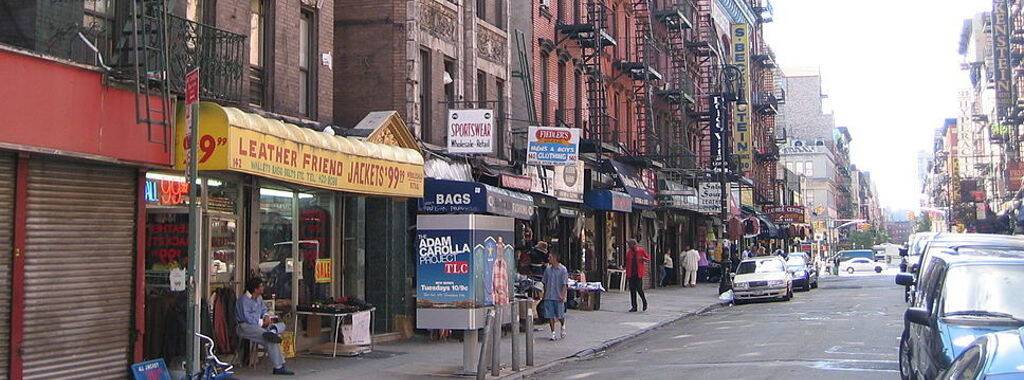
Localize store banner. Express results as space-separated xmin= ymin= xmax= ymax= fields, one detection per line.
xmin=730 ymin=23 xmax=753 ymax=173
xmin=419 ymin=178 xmax=534 ymax=220
xmin=447 ymin=109 xmax=494 ymax=154
xmin=526 ymin=126 xmax=580 ymax=166
xmin=697 ymin=182 xmax=722 ymax=214
xmin=1008 ymin=161 xmax=1024 ymax=192
xmin=500 ymin=173 xmax=533 ymax=192
xmin=993 ymin=0 xmax=1012 ymax=121
xmin=314 ymin=258 xmax=333 ymax=283
xmin=765 ymin=205 xmax=806 ymax=224
xmin=658 ymin=179 xmax=699 ymax=211
xmin=584 ymin=189 xmax=633 ymax=212
xmin=174 ymin=103 xmax=425 ymax=198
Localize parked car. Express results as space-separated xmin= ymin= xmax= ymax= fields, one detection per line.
xmin=938 ymin=326 xmax=1024 ymax=380
xmin=786 ymin=255 xmax=818 ymax=291
xmin=897 ymin=247 xmax=1024 ymax=380
xmin=839 ymin=257 xmax=883 ymax=274
xmin=904 ymin=234 xmax=1024 ymax=305
xmin=732 ymin=257 xmax=793 ymax=304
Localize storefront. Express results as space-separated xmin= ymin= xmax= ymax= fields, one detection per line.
xmin=522 ymin=162 xmax=586 ymax=278
xmin=608 ymin=161 xmax=658 ymax=288
xmin=142 ymin=104 xmax=424 ymax=365
xmin=584 ymin=189 xmax=632 ymax=289
xmin=656 ymin=179 xmax=703 ymax=286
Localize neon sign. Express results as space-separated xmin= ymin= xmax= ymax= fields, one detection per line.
xmin=145 ymin=179 xmax=191 ymax=206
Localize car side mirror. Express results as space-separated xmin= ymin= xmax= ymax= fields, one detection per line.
xmin=899 ymin=247 xmax=909 ymax=257
xmin=905 ymin=307 xmax=931 ymax=327
xmin=910 ymin=263 xmax=919 ymax=273
xmin=730 ymin=273 xmax=735 ymax=281
xmin=895 ymin=273 xmax=915 ymax=286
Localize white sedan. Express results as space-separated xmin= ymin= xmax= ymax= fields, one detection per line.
xmin=732 ymin=257 xmax=793 ymax=304
xmin=839 ymin=257 xmax=884 ymax=274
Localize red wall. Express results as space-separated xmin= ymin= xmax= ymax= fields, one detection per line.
xmin=0 ymin=48 xmax=172 ymax=166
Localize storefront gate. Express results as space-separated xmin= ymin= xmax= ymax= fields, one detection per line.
xmin=0 ymin=153 xmax=14 ymax=380
xmin=22 ymin=159 xmax=136 ymax=379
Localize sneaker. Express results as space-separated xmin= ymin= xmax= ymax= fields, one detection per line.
xmin=263 ymin=332 xmax=283 ymax=344
xmin=628 ymin=308 xmax=637 ymax=312
xmin=272 ymin=367 xmax=295 ymax=376
xmin=643 ymin=304 xmax=648 ymax=311
xmin=550 ymin=331 xmax=557 ymax=341
xmin=560 ymin=326 xmax=566 ymax=340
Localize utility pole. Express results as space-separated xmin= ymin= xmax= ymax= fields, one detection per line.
xmin=716 ymin=65 xmax=744 ymax=295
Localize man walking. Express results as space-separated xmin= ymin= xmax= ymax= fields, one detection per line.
xmin=659 ymin=251 xmax=674 ymax=287
xmin=625 ymin=239 xmax=649 ymax=312
xmin=682 ymin=246 xmax=700 ymax=287
xmin=236 ymin=277 xmax=293 ymax=375
xmin=540 ymin=252 xmax=569 ymax=340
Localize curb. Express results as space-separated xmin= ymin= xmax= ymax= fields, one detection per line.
xmin=498 ymin=300 xmax=730 ymax=379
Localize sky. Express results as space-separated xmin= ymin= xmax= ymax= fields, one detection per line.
xmin=764 ymin=0 xmax=991 ymax=210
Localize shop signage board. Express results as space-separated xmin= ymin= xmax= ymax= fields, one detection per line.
xmin=416 ymin=215 xmax=515 ymax=330
xmin=658 ymin=180 xmax=699 ymax=211
xmin=993 ymin=0 xmax=1012 ymax=121
xmin=447 ymin=109 xmax=494 ymax=154
xmin=697 ymin=182 xmax=722 ymax=214
xmin=730 ymin=23 xmax=753 ymax=173
xmin=765 ymin=205 xmax=806 ymax=224
xmin=525 ymin=160 xmax=584 ymax=203
xmin=584 ymin=189 xmax=633 ymax=212
xmin=131 ymin=359 xmax=172 ymax=380
xmin=609 ymin=160 xmax=657 ymax=208
xmin=314 ymin=258 xmax=333 ymax=283
xmin=174 ymin=106 xmax=424 ymax=198
xmin=1008 ymin=161 xmax=1024 ymax=192
xmin=419 ymin=178 xmax=534 ymax=220
xmin=526 ymin=126 xmax=580 ymax=166
xmin=500 ymin=173 xmax=533 ymax=192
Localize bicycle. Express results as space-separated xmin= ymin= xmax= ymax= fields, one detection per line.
xmin=192 ymin=333 xmax=236 ymax=380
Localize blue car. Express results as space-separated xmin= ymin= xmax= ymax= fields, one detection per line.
xmin=939 ymin=326 xmax=1024 ymax=379
xmin=897 ymin=246 xmax=1024 ymax=380
xmin=786 ymin=255 xmax=817 ymax=291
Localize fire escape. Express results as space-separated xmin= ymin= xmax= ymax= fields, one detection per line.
xmin=653 ymin=0 xmax=696 ymax=182
xmin=559 ymin=1 xmax=618 ymax=158
xmin=688 ymin=0 xmax=722 ymax=170
xmin=614 ymin=0 xmax=663 ymax=158
xmin=751 ymin=0 xmax=777 ymax=204
xmin=112 ymin=0 xmax=246 ymax=151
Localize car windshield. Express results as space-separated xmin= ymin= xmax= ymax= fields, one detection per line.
xmin=942 ymin=264 xmax=1024 ymax=320
xmin=737 ymin=259 xmax=785 ymax=275
xmin=786 ymin=257 xmax=807 ymax=269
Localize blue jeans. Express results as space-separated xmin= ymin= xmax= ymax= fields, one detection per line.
xmin=236 ymin=323 xmax=286 ymax=369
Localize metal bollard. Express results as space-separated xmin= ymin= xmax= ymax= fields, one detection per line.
xmin=525 ymin=301 xmax=534 ymax=366
xmin=476 ymin=309 xmax=495 ymax=380
xmin=491 ymin=308 xmax=501 ymax=377
xmin=511 ymin=302 xmax=521 ymax=371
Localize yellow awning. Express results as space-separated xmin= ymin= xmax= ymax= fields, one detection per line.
xmin=175 ymin=102 xmax=424 ymax=198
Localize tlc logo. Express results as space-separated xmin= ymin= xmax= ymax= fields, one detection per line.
xmin=444 ymin=261 xmax=469 ymax=274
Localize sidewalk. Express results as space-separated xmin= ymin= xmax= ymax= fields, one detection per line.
xmin=237 ymin=283 xmax=725 ymax=380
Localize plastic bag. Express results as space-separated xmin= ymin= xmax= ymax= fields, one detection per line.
xmin=719 ymin=290 xmax=734 ymax=302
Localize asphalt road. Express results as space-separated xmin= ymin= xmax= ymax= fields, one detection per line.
xmin=534 ymin=273 xmax=905 ymax=380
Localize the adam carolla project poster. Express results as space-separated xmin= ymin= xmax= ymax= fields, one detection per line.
xmin=416 ymin=214 xmax=514 ymax=309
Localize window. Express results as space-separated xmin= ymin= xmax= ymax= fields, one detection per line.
xmin=786 ymin=161 xmax=794 ymax=171
xmin=82 ymin=0 xmax=114 ymax=66
xmin=249 ymin=0 xmax=267 ymax=107
xmin=477 ymin=0 xmax=486 ymax=20
xmin=419 ymin=49 xmax=432 ymax=141
xmin=804 ymin=162 xmax=813 ymax=177
xmin=556 ymin=0 xmax=565 ymax=24
xmin=795 ymin=162 xmax=804 ymax=174
xmin=496 ymin=79 xmax=506 ymax=157
xmin=496 ymin=0 xmax=505 ymax=29
xmin=443 ymin=58 xmax=456 ymax=145
xmin=805 ymin=192 xmax=814 ymax=205
xmin=477 ymin=71 xmax=487 ymax=108
xmin=540 ymin=51 xmax=550 ymax=125
xmin=299 ymin=9 xmax=316 ymax=117
xmin=573 ymin=71 xmax=583 ymax=126
xmin=557 ymin=60 xmax=567 ymax=125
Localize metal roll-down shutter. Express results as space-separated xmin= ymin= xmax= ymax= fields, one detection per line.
xmin=0 ymin=153 xmax=15 ymax=380
xmin=23 ymin=159 xmax=136 ymax=379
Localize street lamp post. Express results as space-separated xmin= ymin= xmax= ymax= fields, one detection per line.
xmin=716 ymin=64 xmax=745 ymax=295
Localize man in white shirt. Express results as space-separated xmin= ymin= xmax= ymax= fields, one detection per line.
xmin=682 ymin=246 xmax=701 ymax=287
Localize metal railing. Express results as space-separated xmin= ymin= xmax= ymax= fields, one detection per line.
xmin=166 ymin=15 xmax=246 ymax=103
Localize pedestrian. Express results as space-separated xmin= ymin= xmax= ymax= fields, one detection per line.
xmin=540 ymin=252 xmax=569 ymax=340
xmin=236 ymin=277 xmax=293 ymax=376
xmin=683 ymin=246 xmax=700 ymax=287
xmin=742 ymin=248 xmax=752 ymax=259
xmin=697 ymin=248 xmax=710 ymax=283
xmin=625 ymin=239 xmax=649 ymax=312
xmin=660 ymin=252 xmax=674 ymax=287
xmin=529 ymin=241 xmax=550 ymax=279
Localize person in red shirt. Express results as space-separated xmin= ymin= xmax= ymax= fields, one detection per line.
xmin=625 ymin=239 xmax=650 ymax=312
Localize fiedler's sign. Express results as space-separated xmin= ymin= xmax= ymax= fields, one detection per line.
xmin=447 ymin=109 xmax=494 ymax=154
xmin=527 ymin=126 xmax=580 ymax=166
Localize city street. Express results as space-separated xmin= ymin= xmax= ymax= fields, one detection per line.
xmin=535 ymin=274 xmax=904 ymax=380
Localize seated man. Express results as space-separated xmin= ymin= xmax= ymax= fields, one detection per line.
xmin=236 ymin=277 xmax=293 ymax=376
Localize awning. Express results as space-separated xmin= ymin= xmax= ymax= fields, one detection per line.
xmin=657 ymin=179 xmax=700 ymax=211
xmin=584 ymin=189 xmax=633 ymax=212
xmin=418 ymin=178 xmax=534 ymax=220
xmin=608 ymin=160 xmax=656 ymax=209
xmin=175 ymin=102 xmax=424 ymax=197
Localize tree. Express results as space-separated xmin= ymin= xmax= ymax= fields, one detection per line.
xmin=916 ymin=214 xmax=932 ymax=233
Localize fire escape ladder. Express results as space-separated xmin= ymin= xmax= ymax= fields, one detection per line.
xmin=581 ymin=0 xmax=613 ymax=161
xmin=631 ymin=0 xmax=657 ymax=157
xmin=117 ymin=0 xmax=173 ymax=151
xmin=693 ymin=0 xmax=719 ymax=169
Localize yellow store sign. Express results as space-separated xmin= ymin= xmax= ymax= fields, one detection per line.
xmin=176 ymin=103 xmax=424 ymax=198
xmin=731 ymin=23 xmax=753 ymax=173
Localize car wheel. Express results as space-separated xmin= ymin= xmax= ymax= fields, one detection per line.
xmin=783 ymin=287 xmax=793 ymax=301
xmin=875 ymin=266 xmax=883 ymax=273
xmin=847 ymin=267 xmax=855 ymax=274
xmin=811 ymin=279 xmax=818 ymax=289
xmin=899 ymin=330 xmax=913 ymax=380
xmin=803 ymin=281 xmax=811 ymax=291
xmin=733 ymin=298 xmax=745 ymax=305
